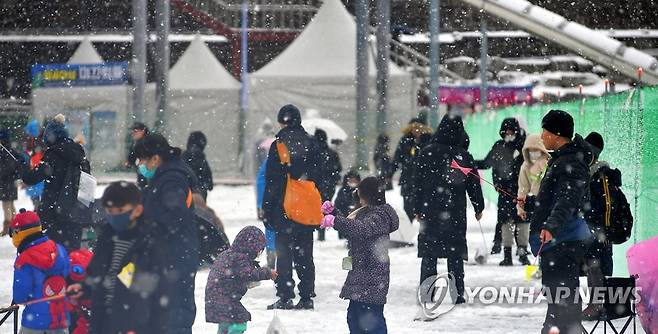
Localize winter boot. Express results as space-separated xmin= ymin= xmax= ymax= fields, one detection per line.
xmin=499 ymin=247 xmax=513 ymax=266
xmin=267 ymin=299 xmax=294 ymax=310
xmin=294 ymin=298 xmax=314 ymax=310
xmin=518 ymin=246 xmax=531 ymax=266
xmin=490 ymin=241 xmax=502 ymax=255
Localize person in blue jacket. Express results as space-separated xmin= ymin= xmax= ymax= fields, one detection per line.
xmin=11 ymin=209 xmax=70 ymax=333
xmin=256 ymin=159 xmax=276 ymax=269
xmin=134 ymin=133 xmax=199 ymax=334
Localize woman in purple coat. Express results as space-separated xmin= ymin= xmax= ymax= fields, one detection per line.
xmin=205 ymin=226 xmax=276 ymax=334
xmin=321 ymin=177 xmax=400 ymax=334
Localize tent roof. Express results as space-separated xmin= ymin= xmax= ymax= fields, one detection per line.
xmin=254 ymin=0 xmax=406 ymax=78
xmin=170 ymin=36 xmax=240 ymax=90
xmin=67 ymin=38 xmax=104 ymax=64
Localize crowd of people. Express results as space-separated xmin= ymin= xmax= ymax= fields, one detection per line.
xmin=0 ymin=104 xmax=632 ymax=334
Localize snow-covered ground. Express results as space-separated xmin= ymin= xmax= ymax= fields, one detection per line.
xmin=0 ymin=184 xmax=644 ymax=333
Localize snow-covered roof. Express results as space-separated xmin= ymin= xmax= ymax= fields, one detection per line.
xmin=169 ymin=36 xmax=240 ymax=90
xmin=67 ymin=38 xmax=103 ymax=64
xmin=254 ymin=0 xmax=405 ymax=78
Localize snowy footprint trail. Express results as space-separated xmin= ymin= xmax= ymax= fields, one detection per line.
xmin=0 ymin=184 xmax=644 ymax=333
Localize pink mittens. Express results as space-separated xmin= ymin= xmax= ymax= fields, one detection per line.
xmin=320 ymin=215 xmax=335 ymax=229
xmin=321 ymin=201 xmax=335 ymax=215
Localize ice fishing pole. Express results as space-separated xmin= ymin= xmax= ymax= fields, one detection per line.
xmin=450 ymin=159 xmax=516 ymax=199
xmin=0 ymin=293 xmax=71 ymax=313
xmin=0 ymin=142 xmax=18 ymax=162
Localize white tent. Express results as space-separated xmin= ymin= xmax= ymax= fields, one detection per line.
xmin=167 ymin=36 xmax=241 ymax=176
xmin=67 ymin=38 xmax=104 ymax=64
xmin=249 ymin=0 xmax=416 ymax=166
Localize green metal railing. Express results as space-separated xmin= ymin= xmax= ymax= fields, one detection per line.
xmin=464 ymin=86 xmax=658 ymax=275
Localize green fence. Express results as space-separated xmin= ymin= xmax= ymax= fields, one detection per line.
xmin=463 ymin=86 xmax=658 ymax=276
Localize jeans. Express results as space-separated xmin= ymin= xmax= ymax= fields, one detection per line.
xmin=347 ymin=301 xmax=387 ymax=334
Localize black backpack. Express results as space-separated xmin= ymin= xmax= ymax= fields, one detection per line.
xmin=588 ymin=167 xmax=633 ymax=244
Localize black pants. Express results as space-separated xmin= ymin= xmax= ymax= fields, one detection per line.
xmin=275 ymin=224 xmax=316 ymax=300
xmin=420 ymin=255 xmax=464 ymax=297
xmin=402 ymin=194 xmax=414 ymax=223
xmin=540 ymin=241 xmax=587 ymax=334
xmin=347 ymin=301 xmax=387 ymax=334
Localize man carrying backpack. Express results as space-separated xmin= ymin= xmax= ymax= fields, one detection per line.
xmin=263 ymin=105 xmax=320 ymax=310
xmin=582 ymin=132 xmax=633 ymax=320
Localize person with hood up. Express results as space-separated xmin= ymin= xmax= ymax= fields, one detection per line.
xmin=314 ymin=129 xmax=342 ymax=241
xmin=475 ymin=117 xmax=526 ymax=255
xmin=530 ymin=110 xmax=594 ymax=334
xmin=373 ymin=134 xmax=393 ymax=190
xmin=507 ymin=134 xmax=551 ymax=266
xmin=205 ymin=226 xmax=277 ymax=334
xmin=11 ymin=209 xmax=71 ymax=334
xmin=392 ymin=118 xmax=433 ymax=222
xmin=413 ymin=114 xmax=485 ymax=304
xmin=20 ymin=114 xmax=90 ymax=251
xmin=22 ymin=119 xmax=45 ymax=212
xmin=320 ymin=177 xmax=399 ymax=334
xmin=262 ymin=104 xmax=320 ymax=310
xmin=125 ymin=122 xmax=149 ymax=189
xmin=182 ymin=131 xmax=214 ymax=201
xmin=0 ymin=128 xmax=20 ymax=235
xmin=134 ymin=133 xmax=199 ymax=333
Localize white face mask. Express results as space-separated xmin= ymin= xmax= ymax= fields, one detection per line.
xmin=504 ymin=135 xmax=516 ymax=143
xmin=529 ymin=151 xmax=542 ymax=161
xmin=348 ymin=182 xmax=359 ymax=188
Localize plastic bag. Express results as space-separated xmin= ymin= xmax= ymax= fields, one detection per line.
xmin=77 ymin=171 xmax=97 ymax=207
xmin=265 ymin=312 xmax=290 ymax=334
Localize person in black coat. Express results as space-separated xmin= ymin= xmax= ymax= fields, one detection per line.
xmin=134 ymin=133 xmax=199 ymax=334
xmin=413 ymin=114 xmax=484 ymax=304
xmin=263 ymin=104 xmax=320 ymax=310
xmin=392 ymin=118 xmax=433 ymax=222
xmin=125 ymin=122 xmax=148 ymax=189
xmin=531 ymin=110 xmax=594 ymax=334
xmin=182 ymin=131 xmax=214 ymax=201
xmin=373 ymin=134 xmax=393 ymax=190
xmin=0 ymin=128 xmax=20 ymax=235
xmin=20 ymin=114 xmax=89 ymax=250
xmin=334 ymin=169 xmax=361 ymax=240
xmin=69 ymin=181 xmax=169 ymax=334
xmin=314 ymin=129 xmax=342 ymax=241
xmin=475 ymin=117 xmax=526 ymax=255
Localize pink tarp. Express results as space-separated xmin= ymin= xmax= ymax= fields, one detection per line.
xmin=439 ymin=85 xmax=533 ymax=107
xmin=627 ymin=236 xmax=658 ymax=334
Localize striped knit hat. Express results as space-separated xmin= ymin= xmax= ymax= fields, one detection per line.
xmin=11 ymin=209 xmax=42 ymax=248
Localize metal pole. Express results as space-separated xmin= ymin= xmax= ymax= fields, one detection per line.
xmin=355 ymin=0 xmax=369 ymax=169
xmin=428 ymin=0 xmax=440 ymax=127
xmin=480 ymin=17 xmax=488 ymax=113
xmin=375 ymin=0 xmax=391 ymax=135
xmin=154 ymin=0 xmax=170 ymax=133
xmin=131 ymin=0 xmax=147 ymax=124
xmin=238 ymin=0 xmax=249 ymax=173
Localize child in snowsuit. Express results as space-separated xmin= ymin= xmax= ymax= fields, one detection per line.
xmin=321 ymin=177 xmax=400 ymax=334
xmin=11 ymin=209 xmax=71 ymax=334
xmin=256 ymin=159 xmax=276 ymax=269
xmin=206 ymin=226 xmax=277 ymax=334
xmin=68 ymin=249 xmax=93 ymax=334
xmin=508 ymin=134 xmax=550 ymax=266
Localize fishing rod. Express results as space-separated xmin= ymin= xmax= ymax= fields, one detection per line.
xmin=450 ymin=159 xmax=517 ymax=199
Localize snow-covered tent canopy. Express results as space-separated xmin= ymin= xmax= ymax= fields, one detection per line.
xmin=32 ymin=39 xmax=136 ymax=172
xmin=249 ymin=0 xmax=416 ymax=166
xmin=167 ymin=36 xmax=241 ymax=176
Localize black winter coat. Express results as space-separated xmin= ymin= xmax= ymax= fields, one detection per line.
xmin=392 ymin=134 xmax=420 ymax=196
xmin=530 ymin=135 xmax=594 ymax=247
xmin=0 ymin=146 xmax=20 ymax=201
xmin=21 ymin=137 xmax=89 ymax=225
xmin=262 ymin=125 xmax=320 ymax=233
xmin=414 ymin=116 xmax=484 ymax=258
xmin=182 ymin=148 xmax=214 ymax=195
xmin=315 ymin=142 xmax=342 ymax=201
xmin=475 ymin=118 xmax=526 ymax=192
xmin=85 ymin=219 xmax=169 ymax=334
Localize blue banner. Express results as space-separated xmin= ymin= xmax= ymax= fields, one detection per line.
xmin=31 ymin=62 xmax=129 ymax=88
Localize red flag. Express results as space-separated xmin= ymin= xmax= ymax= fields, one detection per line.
xmin=450 ymin=159 xmax=473 ymax=176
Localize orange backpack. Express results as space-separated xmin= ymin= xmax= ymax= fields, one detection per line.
xmin=276 ymin=141 xmax=323 ymax=226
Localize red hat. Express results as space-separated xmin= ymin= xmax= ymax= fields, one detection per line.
xmin=11 ymin=208 xmax=41 ymax=230
xmin=69 ymin=249 xmax=93 ymax=282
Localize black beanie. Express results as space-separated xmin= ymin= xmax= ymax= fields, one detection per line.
xmin=102 ymin=181 xmax=142 ymax=208
xmin=585 ymin=132 xmax=604 ymax=151
xmin=277 ymin=104 xmax=302 ymax=127
xmin=541 ymin=110 xmax=574 ymax=139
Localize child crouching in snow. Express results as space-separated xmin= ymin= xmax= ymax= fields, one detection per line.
xmin=321 ymin=176 xmax=399 ymax=334
xmin=206 ymin=226 xmax=277 ymax=334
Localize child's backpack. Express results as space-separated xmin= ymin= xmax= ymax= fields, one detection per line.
xmin=590 ymin=167 xmax=633 ymax=244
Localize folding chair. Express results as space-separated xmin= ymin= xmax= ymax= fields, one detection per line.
xmin=582 ymin=276 xmax=637 ymax=334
